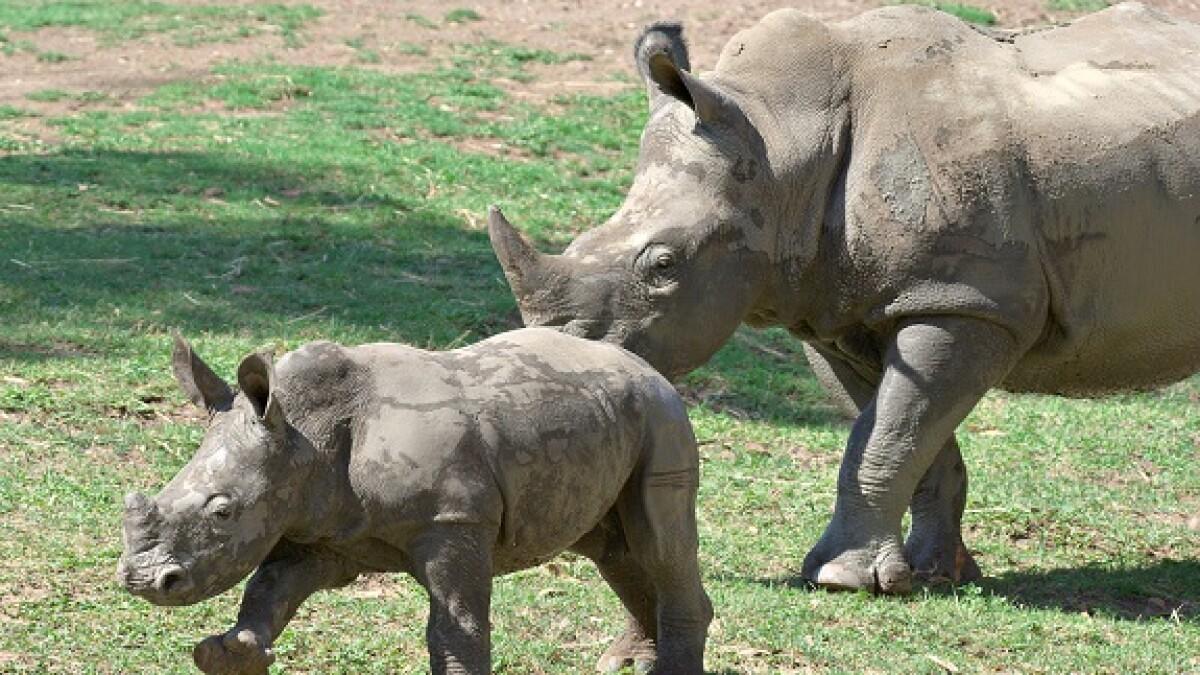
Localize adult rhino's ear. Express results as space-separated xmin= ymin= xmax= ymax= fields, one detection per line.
xmin=635 ymin=21 xmax=741 ymax=128
xmin=172 ymin=333 xmax=234 ymax=412
xmin=236 ymin=351 xmax=285 ymax=433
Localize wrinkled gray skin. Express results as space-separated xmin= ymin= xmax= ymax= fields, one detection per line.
xmin=489 ymin=2 xmax=1200 ymax=594
xmin=118 ymin=329 xmax=710 ymax=674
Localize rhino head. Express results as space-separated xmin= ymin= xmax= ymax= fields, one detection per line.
xmin=490 ymin=15 xmax=847 ymax=379
xmin=117 ymin=336 xmax=314 ymax=606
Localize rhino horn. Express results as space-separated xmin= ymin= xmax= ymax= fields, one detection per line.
xmin=488 ymin=206 xmax=553 ymax=305
xmin=124 ymin=492 xmax=159 ymax=521
xmin=122 ymin=492 xmax=162 ymax=550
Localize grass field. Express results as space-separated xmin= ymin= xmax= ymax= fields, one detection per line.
xmin=1 ymin=2 xmax=1198 ymax=673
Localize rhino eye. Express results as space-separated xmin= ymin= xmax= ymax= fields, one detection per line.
xmin=638 ymin=244 xmax=679 ymax=288
xmin=205 ymin=494 xmax=234 ymax=520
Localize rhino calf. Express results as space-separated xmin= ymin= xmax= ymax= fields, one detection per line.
xmin=118 ymin=328 xmax=710 ymax=674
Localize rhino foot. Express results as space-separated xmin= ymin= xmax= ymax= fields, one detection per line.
xmin=595 ymin=628 xmax=655 ymax=674
xmin=907 ymin=537 xmax=982 ymax=585
xmin=802 ymin=527 xmax=911 ymax=595
xmin=193 ymin=628 xmax=275 ymax=675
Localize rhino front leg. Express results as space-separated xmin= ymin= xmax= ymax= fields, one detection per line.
xmin=801 ymin=317 xmax=1018 ymax=594
xmin=194 ymin=543 xmax=359 ymax=675
xmin=411 ymin=525 xmax=495 ymax=675
xmin=803 ymin=343 xmax=981 ymax=584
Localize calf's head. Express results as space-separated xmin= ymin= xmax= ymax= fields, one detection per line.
xmin=491 ymin=17 xmax=845 ymax=379
xmin=117 ymin=336 xmax=313 ymax=606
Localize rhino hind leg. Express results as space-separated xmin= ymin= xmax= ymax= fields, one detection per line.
xmin=623 ymin=469 xmax=711 ymax=675
xmin=571 ymin=522 xmax=657 ymax=674
xmin=801 ymin=342 xmax=981 ymax=588
xmin=906 ymin=437 xmax=981 ymax=584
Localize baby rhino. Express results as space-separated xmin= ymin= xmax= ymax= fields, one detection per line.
xmin=118 ymin=328 xmax=710 ymax=674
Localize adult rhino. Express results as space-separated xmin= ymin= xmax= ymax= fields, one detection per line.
xmin=487 ymin=3 xmax=1200 ymax=594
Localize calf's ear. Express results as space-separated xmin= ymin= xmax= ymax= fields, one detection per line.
xmin=236 ymin=351 xmax=286 ymax=433
xmin=172 ymin=333 xmax=234 ymax=412
xmin=635 ymin=21 xmax=743 ymax=129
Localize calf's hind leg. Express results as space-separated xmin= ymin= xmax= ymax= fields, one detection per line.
xmin=570 ymin=519 xmax=658 ymax=673
xmin=621 ymin=463 xmax=710 ymax=674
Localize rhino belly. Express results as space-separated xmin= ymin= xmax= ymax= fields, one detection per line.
xmin=488 ymin=442 xmax=639 ymax=575
xmin=1004 ymin=214 xmax=1200 ymax=396
xmin=475 ymin=400 xmax=643 ymax=575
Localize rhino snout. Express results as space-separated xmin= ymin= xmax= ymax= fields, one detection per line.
xmin=118 ymin=551 xmax=196 ymax=606
xmin=153 ymin=564 xmax=191 ymax=595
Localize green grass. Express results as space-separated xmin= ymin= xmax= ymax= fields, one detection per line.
xmin=1047 ymin=0 xmax=1110 ymax=11
xmin=404 ymin=12 xmax=438 ymax=30
xmin=0 ymin=105 xmax=31 ymax=119
xmin=895 ymin=0 xmax=998 ymax=25
xmin=24 ymin=88 xmax=70 ymax=102
xmin=0 ymin=1 xmax=322 ymax=46
xmin=444 ymin=8 xmax=483 ymax=24
xmin=1 ymin=9 xmax=1198 ymax=674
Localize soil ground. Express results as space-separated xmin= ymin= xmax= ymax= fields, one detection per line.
xmin=4 ymin=0 xmax=1200 ymax=113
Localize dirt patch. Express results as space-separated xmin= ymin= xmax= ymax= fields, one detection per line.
xmin=5 ymin=1 xmax=1200 ymax=116
xmin=0 ymin=339 xmax=98 ymax=359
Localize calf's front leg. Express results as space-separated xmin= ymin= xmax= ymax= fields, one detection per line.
xmin=801 ymin=317 xmax=1019 ymax=594
xmin=193 ymin=542 xmax=359 ymax=675
xmin=410 ymin=525 xmax=495 ymax=675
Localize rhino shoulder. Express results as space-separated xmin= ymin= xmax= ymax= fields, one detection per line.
xmin=278 ymin=341 xmax=355 ymax=380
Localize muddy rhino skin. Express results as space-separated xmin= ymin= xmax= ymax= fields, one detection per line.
xmin=488 ymin=3 xmax=1200 ymax=594
xmin=118 ymin=328 xmax=710 ymax=674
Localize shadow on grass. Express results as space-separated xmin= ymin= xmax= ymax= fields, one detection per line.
xmin=0 ymin=149 xmax=411 ymax=211
xmin=748 ymin=559 xmax=1199 ymax=622
xmin=0 ymin=151 xmax=513 ymax=346
xmin=0 ymin=150 xmax=839 ymax=430
xmin=984 ymin=559 xmax=1200 ymax=621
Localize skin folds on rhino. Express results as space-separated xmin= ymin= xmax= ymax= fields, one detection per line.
xmin=118 ymin=329 xmax=710 ymax=674
xmin=489 ymin=3 xmax=1200 ymax=594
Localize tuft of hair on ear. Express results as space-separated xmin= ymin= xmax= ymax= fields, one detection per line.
xmin=635 ymin=20 xmax=690 ymax=81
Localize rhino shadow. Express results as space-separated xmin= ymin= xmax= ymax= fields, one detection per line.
xmin=981 ymin=559 xmax=1200 ymax=621
xmin=750 ymin=559 xmax=1200 ymax=622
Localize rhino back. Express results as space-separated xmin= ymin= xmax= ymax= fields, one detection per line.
xmin=451 ymin=328 xmax=683 ymax=570
xmin=821 ymin=4 xmax=1200 ymax=393
xmin=323 ymin=330 xmax=683 ymax=571
xmin=1004 ymin=4 xmax=1200 ymax=392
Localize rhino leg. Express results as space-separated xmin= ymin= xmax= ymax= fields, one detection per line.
xmin=571 ymin=521 xmax=657 ymax=674
xmin=194 ymin=542 xmax=359 ymax=675
xmin=801 ymin=318 xmax=1018 ymax=594
xmin=411 ymin=524 xmax=496 ymax=675
xmin=619 ymin=462 xmax=710 ymax=674
xmin=906 ymin=437 xmax=981 ymax=583
xmin=802 ymin=343 xmax=981 ymax=585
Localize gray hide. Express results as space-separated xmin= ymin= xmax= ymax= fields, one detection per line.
xmin=488 ymin=3 xmax=1200 ymax=594
xmin=118 ymin=329 xmax=710 ymax=674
